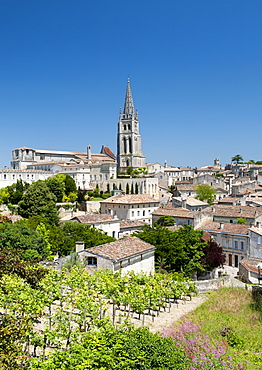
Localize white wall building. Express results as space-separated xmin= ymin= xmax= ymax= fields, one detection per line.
xmin=77 ymin=236 xmax=155 ymax=275
xmin=101 ymin=194 xmax=160 ymax=224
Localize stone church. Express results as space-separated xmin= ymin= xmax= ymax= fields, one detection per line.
xmin=117 ymin=78 xmax=146 ymax=171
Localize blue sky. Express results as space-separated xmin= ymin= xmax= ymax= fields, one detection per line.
xmin=1 ymin=0 xmax=262 ymax=169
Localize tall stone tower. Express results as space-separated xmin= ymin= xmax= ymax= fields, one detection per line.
xmin=117 ymin=78 xmax=146 ymax=171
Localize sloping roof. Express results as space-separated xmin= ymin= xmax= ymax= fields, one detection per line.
xmin=102 ymin=194 xmax=158 ymax=204
xmin=249 ymin=227 xmax=262 ymax=236
xmin=100 ymin=145 xmax=116 ymax=159
xmin=71 ymin=214 xmax=119 ymax=223
xmin=176 ymin=184 xmax=198 ymax=191
xmin=198 ymin=221 xmax=250 ymax=235
xmin=120 ymin=220 xmax=145 ymax=229
xmin=203 ymin=205 xmax=262 ymax=219
xmin=240 ymin=258 xmax=261 ymax=273
xmin=83 ymin=236 xmax=155 ymax=261
xmin=173 ymin=196 xmax=208 ymax=206
xmin=152 ymin=207 xmax=197 ymax=219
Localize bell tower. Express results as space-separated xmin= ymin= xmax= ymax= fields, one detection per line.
xmin=117 ymin=78 xmax=146 ymax=171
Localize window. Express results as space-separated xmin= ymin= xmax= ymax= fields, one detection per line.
xmin=87 ymin=257 xmax=97 ymax=265
xmin=3 ymin=174 xmax=6 ymax=180
xmin=12 ymin=174 xmax=15 ymax=180
xmin=234 ymin=241 xmax=238 ymax=249
xmin=143 ymin=210 xmax=145 ymax=216
xmin=132 ymin=211 xmax=134 ymax=217
xmin=137 ymin=211 xmax=140 ymax=216
xmin=240 ymin=241 xmax=244 ymax=250
xmin=222 ymin=239 xmax=226 ymax=248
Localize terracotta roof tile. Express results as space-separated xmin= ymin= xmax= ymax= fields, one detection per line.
xmin=83 ymin=236 xmax=155 ymax=261
xmin=102 ymin=194 xmax=159 ymax=204
xmin=198 ymin=221 xmax=249 ymax=235
xmin=203 ymin=205 xmax=262 ymax=218
xmin=71 ymin=214 xmax=119 ymax=223
xmin=152 ymin=207 xmax=197 ymax=218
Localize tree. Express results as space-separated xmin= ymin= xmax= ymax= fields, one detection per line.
xmin=237 ymin=217 xmax=247 ymax=224
xmin=46 ymin=177 xmax=64 ymax=202
xmin=7 ymin=180 xmax=29 ymax=204
xmin=135 ymin=182 xmax=139 ymax=194
xmin=131 ymin=183 xmax=134 ymax=194
xmin=195 ymin=184 xmax=215 ymax=205
xmin=18 ymin=181 xmax=60 ymax=226
xmin=126 ymin=183 xmax=130 ymax=194
xmin=154 ymin=215 xmax=175 ymax=226
xmin=202 ymin=239 xmax=226 ymax=270
xmin=135 ymin=224 xmax=206 ymax=276
xmin=231 ymin=154 xmax=244 ymax=164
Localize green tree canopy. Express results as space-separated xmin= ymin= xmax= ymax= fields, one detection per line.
xmin=46 ymin=177 xmax=65 ymax=202
xmin=135 ymin=224 xmax=206 ymax=275
xmin=17 ymin=181 xmax=60 ymax=225
xmin=231 ymin=154 xmax=244 ymax=164
xmin=154 ymin=215 xmax=175 ymax=226
xmin=195 ymin=184 xmax=215 ymax=205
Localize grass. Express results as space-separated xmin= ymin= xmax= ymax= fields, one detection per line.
xmin=182 ymin=287 xmax=262 ymax=369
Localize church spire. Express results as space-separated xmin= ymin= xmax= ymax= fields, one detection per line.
xmin=123 ymin=78 xmax=134 ymax=118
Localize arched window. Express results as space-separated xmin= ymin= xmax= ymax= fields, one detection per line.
xmin=129 ymin=137 xmax=132 ymax=153
xmin=124 ymin=124 xmax=127 ymax=130
xmin=123 ymin=137 xmax=127 ymax=154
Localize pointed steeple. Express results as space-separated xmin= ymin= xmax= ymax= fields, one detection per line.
xmin=123 ymin=78 xmax=134 ymax=118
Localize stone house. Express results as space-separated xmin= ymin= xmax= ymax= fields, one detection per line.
xmin=101 ymin=194 xmax=160 ymax=224
xmin=197 ymin=221 xmax=250 ymax=267
xmin=172 ymin=196 xmax=208 ymax=211
xmin=77 ymin=236 xmax=155 ymax=275
xmin=119 ymin=220 xmax=145 ymax=238
xmin=152 ymin=207 xmax=213 ymax=228
xmin=203 ymin=205 xmax=262 ymax=226
xmin=69 ymin=214 xmax=120 ymax=239
xmin=248 ymin=227 xmax=262 ymax=260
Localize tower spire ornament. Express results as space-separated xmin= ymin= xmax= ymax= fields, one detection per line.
xmin=117 ymin=78 xmax=146 ymax=172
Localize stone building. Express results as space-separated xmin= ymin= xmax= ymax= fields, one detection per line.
xmin=117 ymin=79 xmax=146 ymax=171
xmin=101 ymin=194 xmax=159 ymax=224
xmin=77 ymin=236 xmax=155 ymax=275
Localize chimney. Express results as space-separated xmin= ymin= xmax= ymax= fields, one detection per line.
xmin=76 ymin=241 xmax=85 ymax=253
xmin=87 ymin=145 xmax=91 ymax=160
xmin=239 ymin=207 xmax=242 ymax=214
xmin=219 ymin=223 xmax=224 ymax=230
xmin=181 ymin=198 xmax=187 ymax=209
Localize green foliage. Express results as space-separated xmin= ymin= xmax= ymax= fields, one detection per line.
xmin=135 ymin=182 xmax=139 ymax=194
xmin=18 ymin=181 xmax=60 ymax=225
xmin=135 ymin=224 xmax=206 ymax=275
xmin=195 ymin=184 xmax=215 ymax=205
xmin=0 ymin=221 xmax=48 ymax=260
xmin=46 ymin=177 xmax=64 ymax=202
xmin=186 ymin=287 xmax=262 ymax=368
xmin=0 ymin=187 xmax=10 ymax=205
xmin=231 ymin=154 xmax=244 ymax=164
xmin=215 ymin=172 xmax=224 ymax=177
xmin=7 ymin=179 xmax=29 ymax=204
xmin=126 ymin=183 xmax=130 ymax=194
xmin=131 ymin=183 xmax=134 ymax=194
xmin=154 ymin=215 xmax=175 ymax=226
xmin=28 ymin=325 xmax=187 ymax=369
xmin=237 ymin=217 xmax=247 ymax=224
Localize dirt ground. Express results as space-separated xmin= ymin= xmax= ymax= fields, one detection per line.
xmin=113 ymin=293 xmax=207 ymax=334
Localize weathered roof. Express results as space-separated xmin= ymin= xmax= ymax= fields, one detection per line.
xmin=71 ymin=214 xmax=119 ymax=223
xmin=173 ymin=196 xmax=208 ymax=206
xmin=249 ymin=227 xmax=262 ymax=236
xmin=152 ymin=207 xmax=197 ymax=219
xmin=102 ymin=194 xmax=159 ymax=204
xmin=120 ymin=220 xmax=145 ymax=229
xmin=198 ymin=221 xmax=250 ymax=235
xmin=83 ymin=236 xmax=155 ymax=261
xmin=240 ymin=258 xmax=261 ymax=273
xmin=203 ymin=205 xmax=262 ymax=219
